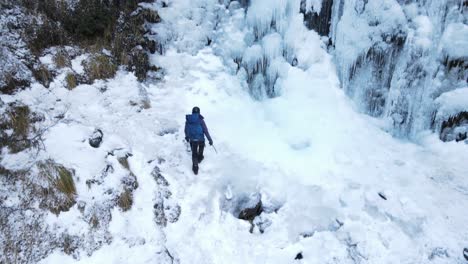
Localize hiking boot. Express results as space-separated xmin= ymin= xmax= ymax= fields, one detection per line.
xmin=197 ymin=155 xmax=204 ymax=163
xmin=192 ymin=165 xmax=199 ymax=175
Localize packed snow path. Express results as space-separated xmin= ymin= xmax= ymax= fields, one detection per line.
xmin=34 ymin=46 xmax=468 ymax=263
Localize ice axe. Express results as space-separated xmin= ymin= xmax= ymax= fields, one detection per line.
xmin=211 ymin=144 xmax=218 ymax=154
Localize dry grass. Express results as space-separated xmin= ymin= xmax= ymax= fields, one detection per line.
xmin=65 ymin=73 xmax=77 ymax=89
xmin=84 ymin=54 xmax=117 ymax=81
xmin=117 ymin=189 xmax=133 ymax=212
xmin=39 ymin=160 xmax=76 ymax=200
xmin=1 ymin=104 xmax=44 ymax=153
xmin=89 ymin=215 xmax=99 ymax=228
xmin=33 ymin=65 xmax=53 ymax=87
xmin=54 ymin=50 xmax=70 ymax=68
xmin=55 ymin=166 xmax=76 ymax=199
xmin=8 ymin=105 xmax=30 ymax=138
xmin=141 ymin=99 xmax=151 ymax=109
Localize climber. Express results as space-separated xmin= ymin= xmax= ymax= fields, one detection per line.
xmin=184 ymin=106 xmax=213 ymax=175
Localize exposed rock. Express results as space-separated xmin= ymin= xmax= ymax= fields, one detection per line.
xmin=428 ymin=247 xmax=449 ymax=260
xmin=301 ymin=0 xmax=334 ymax=36
xmin=440 ymin=112 xmax=468 ymax=142
xmin=237 ymin=192 xmax=263 ymax=221
xmin=295 ymin=252 xmax=303 ymax=260
xmin=291 ymin=57 xmax=298 ymax=67
xmin=463 ymin=248 xmax=468 ymax=261
xmin=89 ymin=129 xmax=103 ymax=148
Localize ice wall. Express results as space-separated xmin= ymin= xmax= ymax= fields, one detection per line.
xmin=330 ymin=0 xmax=468 ymax=139
xmin=216 ymin=0 xmax=326 ymax=99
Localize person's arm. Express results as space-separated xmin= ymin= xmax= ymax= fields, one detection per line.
xmin=201 ymin=119 xmax=213 ymax=144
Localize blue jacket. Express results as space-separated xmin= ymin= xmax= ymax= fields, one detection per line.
xmin=185 ymin=114 xmax=213 ymax=143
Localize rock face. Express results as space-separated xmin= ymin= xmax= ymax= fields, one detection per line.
xmin=89 ymin=129 xmax=104 ymax=148
xmin=439 ymin=111 xmax=468 ymax=142
xmin=301 ymin=0 xmax=334 ymax=36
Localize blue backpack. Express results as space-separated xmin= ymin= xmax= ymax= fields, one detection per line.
xmin=186 ymin=114 xmax=204 ymax=141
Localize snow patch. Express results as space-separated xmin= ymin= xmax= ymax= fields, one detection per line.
xmin=440 ymin=23 xmax=468 ymax=59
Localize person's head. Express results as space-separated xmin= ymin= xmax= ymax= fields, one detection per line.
xmin=192 ymin=106 xmax=200 ymax=114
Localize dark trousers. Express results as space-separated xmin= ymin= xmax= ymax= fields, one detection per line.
xmin=190 ymin=141 xmax=205 ymax=167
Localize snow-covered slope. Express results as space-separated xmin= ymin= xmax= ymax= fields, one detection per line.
xmin=1 ymin=1 xmax=468 ymax=264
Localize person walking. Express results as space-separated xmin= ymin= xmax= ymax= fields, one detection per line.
xmin=184 ymin=106 xmax=213 ymax=175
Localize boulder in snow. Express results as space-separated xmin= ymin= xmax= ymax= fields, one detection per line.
xmin=89 ymin=129 xmax=103 ymax=148
xmin=237 ymin=192 xmax=263 ymax=221
xmin=295 ymin=252 xmax=303 ymax=260
xmin=440 ymin=111 xmax=468 ymax=142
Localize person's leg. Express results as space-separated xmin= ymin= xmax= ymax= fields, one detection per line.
xmin=198 ymin=141 xmax=205 ymax=163
xmin=190 ymin=141 xmax=199 ymax=174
